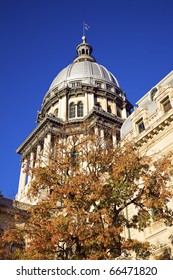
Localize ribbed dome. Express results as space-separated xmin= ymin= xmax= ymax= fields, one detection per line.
xmin=40 ymin=36 xmax=125 ymax=118
xmin=49 ymin=61 xmax=120 ymax=90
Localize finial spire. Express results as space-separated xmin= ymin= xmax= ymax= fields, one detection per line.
xmin=82 ymin=35 xmax=86 ymax=43
xmin=73 ymin=24 xmax=95 ymax=63
xmin=73 ymin=34 xmax=96 ymax=63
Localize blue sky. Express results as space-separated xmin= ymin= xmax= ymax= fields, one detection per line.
xmin=0 ymin=0 xmax=173 ymax=199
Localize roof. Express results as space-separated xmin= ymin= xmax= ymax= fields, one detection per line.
xmin=49 ymin=61 xmax=120 ymax=90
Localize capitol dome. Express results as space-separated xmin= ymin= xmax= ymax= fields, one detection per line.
xmin=38 ymin=36 xmax=131 ymax=123
xmin=49 ymin=61 xmax=120 ymax=90
xmin=49 ymin=36 xmax=120 ymax=91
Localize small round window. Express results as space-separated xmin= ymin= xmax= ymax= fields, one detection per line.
xmin=54 ymin=108 xmax=59 ymax=116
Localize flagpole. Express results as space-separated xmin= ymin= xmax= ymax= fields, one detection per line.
xmin=83 ymin=21 xmax=85 ymax=37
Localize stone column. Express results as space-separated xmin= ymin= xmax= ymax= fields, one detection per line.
xmin=100 ymin=129 xmax=104 ymax=139
xmin=61 ymin=96 xmax=66 ymax=120
xmin=122 ymin=105 xmax=127 ymax=119
xmin=35 ymin=144 xmax=42 ymax=167
xmin=28 ymin=152 xmax=35 ymax=184
xmin=18 ymin=158 xmax=27 ymax=194
xmin=100 ymin=129 xmax=105 ymax=147
xmin=94 ymin=126 xmax=99 ymax=135
xmin=42 ymin=133 xmax=51 ymax=166
xmin=112 ymin=134 xmax=117 ymax=146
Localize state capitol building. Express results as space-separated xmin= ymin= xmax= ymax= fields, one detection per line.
xmin=1 ymin=35 xmax=173 ymax=258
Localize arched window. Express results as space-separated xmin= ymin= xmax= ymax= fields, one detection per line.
xmin=77 ymin=101 xmax=84 ymax=117
xmin=69 ymin=102 xmax=76 ymax=118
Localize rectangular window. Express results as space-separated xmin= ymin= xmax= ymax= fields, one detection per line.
xmin=161 ymin=96 xmax=172 ymax=112
xmin=76 ymin=82 xmax=81 ymax=87
xmin=70 ymin=103 xmax=76 ymax=118
xmin=77 ymin=102 xmax=83 ymax=117
xmin=71 ymin=82 xmax=81 ymax=87
xmin=136 ymin=118 xmax=145 ymax=133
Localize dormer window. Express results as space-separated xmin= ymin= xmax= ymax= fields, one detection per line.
xmin=71 ymin=82 xmax=81 ymax=88
xmin=161 ymin=96 xmax=172 ymax=113
xmin=136 ymin=118 xmax=145 ymax=133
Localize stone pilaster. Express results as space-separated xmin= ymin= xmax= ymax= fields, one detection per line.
xmin=112 ymin=100 xmax=117 ymax=115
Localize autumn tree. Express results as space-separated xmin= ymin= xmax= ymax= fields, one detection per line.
xmin=1 ymin=123 xmax=173 ymax=259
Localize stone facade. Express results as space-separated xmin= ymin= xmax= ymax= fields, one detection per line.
xmin=121 ymin=70 xmax=173 ymax=258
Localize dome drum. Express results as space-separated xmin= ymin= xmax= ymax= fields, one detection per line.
xmin=39 ymin=82 xmax=128 ymax=122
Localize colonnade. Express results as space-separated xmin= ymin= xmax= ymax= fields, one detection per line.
xmin=17 ymin=126 xmax=118 ymax=202
xmin=17 ymin=133 xmax=52 ymax=201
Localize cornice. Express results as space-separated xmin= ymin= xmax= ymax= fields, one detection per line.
xmin=17 ymin=107 xmax=124 ymax=158
xmin=16 ymin=116 xmax=63 ymax=155
xmin=137 ymin=111 xmax=173 ymax=146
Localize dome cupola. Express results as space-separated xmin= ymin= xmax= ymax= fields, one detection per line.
xmin=73 ymin=35 xmax=96 ymax=63
xmin=48 ymin=36 xmax=121 ymax=92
